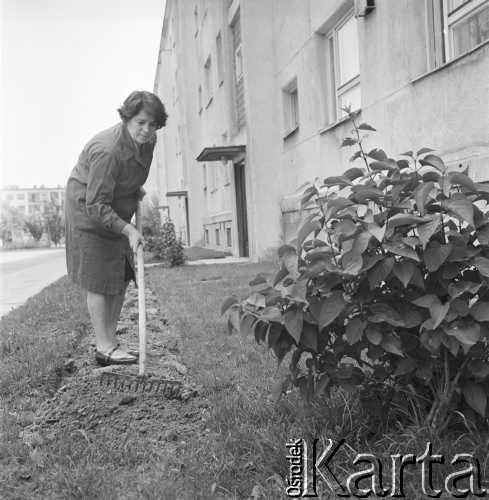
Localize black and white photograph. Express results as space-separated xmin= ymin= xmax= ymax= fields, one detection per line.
xmin=1 ymin=0 xmax=489 ymax=498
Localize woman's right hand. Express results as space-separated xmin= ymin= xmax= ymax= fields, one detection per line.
xmin=122 ymin=224 xmax=143 ymax=253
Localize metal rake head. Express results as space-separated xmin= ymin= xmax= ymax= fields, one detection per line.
xmin=100 ymin=371 xmax=183 ymax=398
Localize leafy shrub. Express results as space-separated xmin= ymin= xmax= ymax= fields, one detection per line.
xmin=24 ymin=214 xmax=44 ymax=242
xmin=43 ymin=201 xmax=64 ymax=246
xmin=145 ymin=218 xmax=186 ymax=267
xmin=223 ymin=108 xmax=489 ymax=431
xmin=141 ymin=193 xmax=162 ymax=237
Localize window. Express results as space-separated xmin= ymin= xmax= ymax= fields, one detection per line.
xmin=194 ymin=5 xmax=199 ymax=35
xmin=204 ymin=56 xmax=213 ymax=104
xmin=282 ymin=79 xmax=299 ymax=136
xmin=428 ymin=0 xmax=489 ymax=68
xmin=215 ymin=228 xmax=220 ymax=245
xmin=216 ymin=32 xmax=224 ymax=84
xmin=325 ymin=13 xmax=361 ymax=122
xmin=205 ymin=229 xmax=209 ymax=244
xmin=17 ymin=193 xmax=25 ymax=200
xmin=226 ymin=228 xmax=232 ymax=246
xmin=202 ymin=164 xmax=207 ymax=190
xmin=231 ymin=10 xmax=246 ymax=130
xmin=198 ymin=85 xmax=203 ymax=112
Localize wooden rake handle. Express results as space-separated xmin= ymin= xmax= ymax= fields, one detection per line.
xmin=135 ymin=201 xmax=147 ymax=378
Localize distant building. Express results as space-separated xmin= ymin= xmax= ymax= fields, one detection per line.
xmin=0 ymin=186 xmax=66 ymax=216
xmin=154 ymin=0 xmax=489 ymax=260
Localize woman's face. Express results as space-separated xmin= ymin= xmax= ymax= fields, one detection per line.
xmin=126 ymin=109 xmax=158 ymax=144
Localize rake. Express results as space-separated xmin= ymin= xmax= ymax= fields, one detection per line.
xmin=100 ymin=200 xmax=183 ymax=398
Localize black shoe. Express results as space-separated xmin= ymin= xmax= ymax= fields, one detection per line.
xmin=95 ymin=345 xmax=137 ymax=366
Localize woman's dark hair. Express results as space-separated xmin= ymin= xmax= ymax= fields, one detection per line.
xmin=118 ymin=91 xmax=168 ymax=129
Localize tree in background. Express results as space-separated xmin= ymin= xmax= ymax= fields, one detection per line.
xmin=1 ymin=202 xmax=25 ymax=244
xmin=24 ymin=214 xmax=44 ymax=242
xmin=145 ymin=218 xmax=186 ymax=267
xmin=43 ymin=201 xmax=64 ymax=247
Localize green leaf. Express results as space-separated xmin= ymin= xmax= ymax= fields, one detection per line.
xmin=367 ymin=148 xmax=388 ymax=161
xmin=393 ymin=261 xmax=414 ymax=288
xmin=417 ymin=217 xmax=441 ymax=249
xmin=272 ymin=376 xmax=291 ymax=403
xmin=394 ymin=358 xmax=417 ymax=377
xmin=366 ymin=326 xmax=383 ymax=345
xmin=387 ymin=214 xmax=432 ymax=228
xmin=417 ymin=147 xmax=435 ymax=156
xmin=314 ymin=374 xmax=331 ymax=398
xmin=470 ymin=301 xmax=489 ymax=322
xmin=341 ymin=252 xmax=363 ymax=275
xmin=284 ymin=308 xmax=304 ymax=343
xmin=419 ymin=155 xmax=445 ymax=173
xmin=443 ymin=193 xmax=475 ymax=228
xmin=343 ymin=167 xmax=365 ymax=181
xmin=240 ymin=313 xmax=256 ymax=339
xmin=340 ymin=137 xmax=358 ymax=147
xmin=268 ymin=323 xmax=283 ymax=348
xmin=473 ymin=256 xmax=489 ymax=277
xmin=368 ymin=257 xmax=395 ymax=288
xmin=290 ymin=276 xmax=309 ymax=302
xmin=319 ymin=292 xmax=347 ymax=330
xmin=221 ymin=296 xmax=238 ymax=316
xmin=323 ymin=175 xmax=353 ymax=187
xmin=400 ymin=151 xmax=414 ymax=157
xmin=476 ymin=225 xmax=489 ymax=245
xmin=283 ymin=250 xmax=299 ymax=277
xmin=369 ymin=160 xmax=398 ymax=172
xmin=246 ymin=292 xmax=266 ymax=308
xmin=462 ymin=381 xmax=487 ymax=417
xmin=448 ymin=280 xmax=482 ymax=298
xmin=345 ymin=316 xmax=365 ymax=345
xmin=253 ymin=321 xmax=268 ymax=344
xmin=368 ymin=303 xmax=405 ymax=327
xmin=273 ymin=264 xmax=289 ymax=286
xmin=403 ymin=310 xmax=423 ymax=328
xmin=381 ymin=335 xmax=404 ymax=356
xmin=358 ymin=123 xmax=376 ymax=131
xmin=297 ymin=219 xmax=321 ymax=253
xmin=278 ymin=244 xmax=296 ymax=258
xmin=412 ymin=294 xmax=441 ymax=308
xmin=300 ymin=322 xmax=318 ymax=352
xmin=260 ymin=306 xmax=283 ymax=323
xmin=429 ymin=301 xmax=450 ymax=329
xmin=410 ymin=268 xmax=426 ymax=290
xmin=450 ymin=173 xmax=478 ymax=193
xmin=301 ymin=185 xmax=318 ymax=208
xmin=444 ymin=324 xmax=480 ymax=345
xmin=367 ymin=223 xmax=385 ymax=242
xmin=413 ymin=181 xmax=435 ymax=216
xmin=354 ymin=188 xmax=384 ymax=204
xmin=249 ymin=274 xmax=271 ymax=286
xmin=382 ymin=242 xmax=420 ymax=262
xmin=423 ymin=242 xmax=453 ymax=272
xmin=228 ymin=305 xmax=241 ymax=333
xmin=422 ymin=171 xmax=440 ymax=182
xmin=322 ymin=197 xmax=354 ymax=222
xmin=351 ymin=231 xmax=372 ymax=254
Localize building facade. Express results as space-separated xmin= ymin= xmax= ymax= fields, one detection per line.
xmin=154 ymin=0 xmax=489 ymax=260
xmin=0 ymin=186 xmax=66 ymax=216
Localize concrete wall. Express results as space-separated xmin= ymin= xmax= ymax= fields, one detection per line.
xmin=155 ymin=0 xmax=489 ymax=258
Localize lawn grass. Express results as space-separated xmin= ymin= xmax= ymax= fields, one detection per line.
xmin=1 ymin=264 xmax=488 ymax=499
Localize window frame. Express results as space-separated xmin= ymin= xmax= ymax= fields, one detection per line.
xmin=443 ymin=0 xmax=489 ymax=60
xmin=324 ymin=11 xmax=361 ymax=124
xmin=282 ymin=78 xmax=300 ymax=138
xmin=204 ymin=55 xmax=213 ymax=106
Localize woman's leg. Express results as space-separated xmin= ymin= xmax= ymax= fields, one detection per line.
xmin=87 ymin=291 xmax=114 ymax=353
xmin=107 ymin=282 xmax=129 ymax=338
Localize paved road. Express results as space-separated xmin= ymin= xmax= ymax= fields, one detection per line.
xmin=0 ymin=248 xmax=67 ymax=316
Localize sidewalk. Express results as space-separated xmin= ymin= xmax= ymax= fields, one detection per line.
xmin=145 ymin=256 xmax=250 ymax=268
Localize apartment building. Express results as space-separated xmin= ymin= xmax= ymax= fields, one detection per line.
xmin=0 ymin=186 xmax=66 ymax=216
xmin=154 ymin=0 xmax=489 ymax=260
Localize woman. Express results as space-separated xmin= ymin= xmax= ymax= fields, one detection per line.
xmin=65 ymin=90 xmax=167 ymax=366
